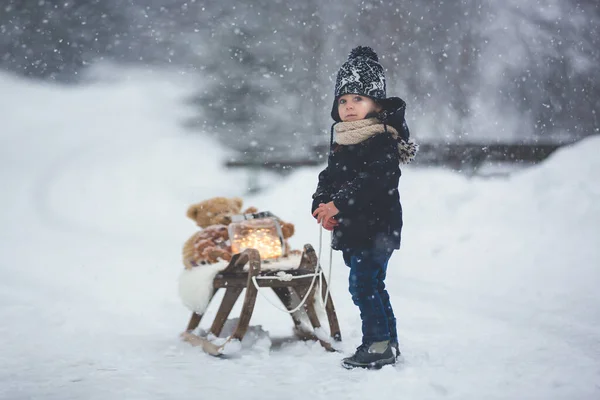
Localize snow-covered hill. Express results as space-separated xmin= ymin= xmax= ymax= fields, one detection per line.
xmin=1 ymin=69 xmax=599 ymax=400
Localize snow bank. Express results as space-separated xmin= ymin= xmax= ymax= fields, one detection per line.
xmin=1 ymin=68 xmax=598 ymax=400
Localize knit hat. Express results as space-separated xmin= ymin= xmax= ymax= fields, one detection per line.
xmin=331 ymin=46 xmax=387 ymax=122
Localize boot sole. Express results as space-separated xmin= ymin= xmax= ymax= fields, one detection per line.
xmin=341 ymin=356 xmax=396 ymax=370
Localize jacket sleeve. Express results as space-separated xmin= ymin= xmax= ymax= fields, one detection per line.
xmin=311 ymin=164 xmax=333 ymax=215
xmin=331 ymin=135 xmax=399 ymax=213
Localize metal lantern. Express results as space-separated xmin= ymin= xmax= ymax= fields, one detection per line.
xmin=228 ymin=211 xmax=285 ymax=260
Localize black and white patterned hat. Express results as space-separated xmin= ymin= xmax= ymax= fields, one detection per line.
xmin=331 ymin=46 xmax=387 ymax=122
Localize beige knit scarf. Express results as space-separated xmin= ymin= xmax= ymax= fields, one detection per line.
xmin=334 ymin=117 xmax=418 ymax=164
xmin=334 ymin=118 xmax=398 ymax=145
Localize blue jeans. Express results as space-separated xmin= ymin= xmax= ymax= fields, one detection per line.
xmin=342 ymin=247 xmax=397 ymax=345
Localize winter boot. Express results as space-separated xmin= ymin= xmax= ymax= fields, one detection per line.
xmin=341 ymin=340 xmax=396 ymax=370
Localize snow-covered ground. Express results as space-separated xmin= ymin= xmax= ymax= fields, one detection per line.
xmin=1 ymin=68 xmax=599 ymax=400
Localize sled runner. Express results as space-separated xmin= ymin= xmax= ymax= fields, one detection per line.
xmin=181 ymin=244 xmax=342 ymax=356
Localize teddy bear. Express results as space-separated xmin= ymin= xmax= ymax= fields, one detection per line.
xmin=182 ymin=224 xmax=231 ymax=268
xmin=186 ymin=196 xmax=257 ymax=229
xmin=182 ymin=196 xmax=296 ymax=268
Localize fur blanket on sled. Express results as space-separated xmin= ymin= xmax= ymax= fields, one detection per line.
xmin=178 ymin=255 xmax=306 ymax=315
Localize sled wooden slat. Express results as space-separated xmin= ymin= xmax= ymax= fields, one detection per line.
xmin=213 ymin=275 xmax=314 ymax=288
xmin=209 ymin=287 xmax=243 ymax=337
xmin=182 ymin=244 xmax=342 ymax=355
xmin=319 ymin=276 xmax=342 ymax=342
xmin=186 ymin=310 xmax=202 ymax=332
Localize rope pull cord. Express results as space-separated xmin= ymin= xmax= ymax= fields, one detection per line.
xmin=251 ymin=223 xmax=334 ymax=314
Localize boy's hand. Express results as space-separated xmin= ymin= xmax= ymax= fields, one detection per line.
xmin=322 ymin=217 xmax=339 ymax=231
xmin=312 ymin=201 xmax=340 ymax=225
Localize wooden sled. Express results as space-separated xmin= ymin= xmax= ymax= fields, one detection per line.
xmin=181 ymin=244 xmax=342 ymax=355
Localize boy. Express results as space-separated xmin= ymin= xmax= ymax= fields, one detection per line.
xmin=311 ymin=46 xmax=416 ymax=369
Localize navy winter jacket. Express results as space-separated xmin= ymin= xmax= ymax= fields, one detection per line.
xmin=311 ymin=98 xmax=409 ymax=252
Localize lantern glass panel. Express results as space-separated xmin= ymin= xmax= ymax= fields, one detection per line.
xmin=228 ymin=217 xmax=284 ymax=259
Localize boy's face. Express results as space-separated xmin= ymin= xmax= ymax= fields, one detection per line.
xmin=337 ymin=94 xmax=382 ymax=122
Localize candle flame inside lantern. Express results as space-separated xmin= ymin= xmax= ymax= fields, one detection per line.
xmin=229 ymin=217 xmax=284 ymax=260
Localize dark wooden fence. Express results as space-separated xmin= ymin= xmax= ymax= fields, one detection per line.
xmin=225 ymin=141 xmax=583 ymax=192
xmin=225 ymin=142 xmax=573 ymax=172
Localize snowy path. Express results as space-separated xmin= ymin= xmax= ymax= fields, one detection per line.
xmin=1 ymin=72 xmax=599 ymax=400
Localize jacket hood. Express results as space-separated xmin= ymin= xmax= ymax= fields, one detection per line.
xmin=375 ymin=97 xmax=408 ymax=141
